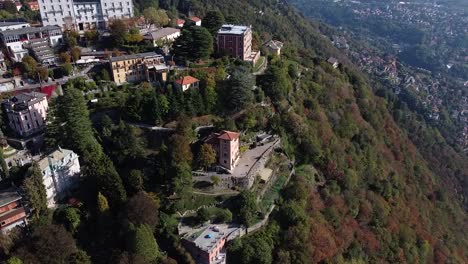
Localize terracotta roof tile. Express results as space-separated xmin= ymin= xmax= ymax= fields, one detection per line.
xmin=175 ymin=76 xmax=200 ymax=85
xmin=217 ymin=130 xmax=240 ymax=141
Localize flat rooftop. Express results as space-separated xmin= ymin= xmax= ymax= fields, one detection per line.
xmin=0 ymin=25 xmax=61 ymax=37
xmin=186 ymin=226 xmax=226 ymax=253
xmin=218 ymin=24 xmax=250 ymax=35
xmin=0 ymin=188 xmax=21 ymax=208
xmin=109 ymin=52 xmax=163 ymax=62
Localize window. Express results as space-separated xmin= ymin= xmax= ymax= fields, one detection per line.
xmin=25 ymin=115 xmax=28 ymax=120
xmin=27 ymin=124 xmax=31 ymax=129
xmin=224 ymin=160 xmax=227 ymax=164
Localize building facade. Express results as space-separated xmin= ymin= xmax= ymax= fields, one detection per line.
xmin=2 ymin=92 xmax=48 ymax=138
xmin=0 ymin=188 xmax=27 ymax=233
xmin=0 ymin=25 xmax=62 ymax=61
xmin=38 ymin=0 xmax=134 ymax=32
xmin=217 ymin=24 xmax=260 ymax=64
xmin=183 ymin=225 xmax=227 ymax=264
xmin=37 ymin=148 xmax=80 ymax=208
xmin=175 ymin=75 xmax=199 ymax=92
xmin=110 ymin=52 xmax=168 ymax=85
xmin=144 ymin=27 xmax=180 ymax=47
xmin=205 ymin=130 xmax=240 ymax=171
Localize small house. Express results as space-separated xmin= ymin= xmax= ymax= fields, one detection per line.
xmin=175 ymin=76 xmax=200 ymax=92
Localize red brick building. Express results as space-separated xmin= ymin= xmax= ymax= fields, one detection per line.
xmin=217 ymin=25 xmax=259 ymax=64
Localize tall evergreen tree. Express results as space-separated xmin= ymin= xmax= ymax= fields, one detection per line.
xmin=202 ymin=10 xmax=225 ymax=36
xmin=23 ymin=163 xmax=48 ymax=219
xmin=128 ymin=224 xmax=160 ymax=262
xmin=224 ymin=65 xmax=255 ymax=112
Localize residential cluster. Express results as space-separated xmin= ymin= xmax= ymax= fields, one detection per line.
xmin=0 ymin=2 xmax=287 ymax=263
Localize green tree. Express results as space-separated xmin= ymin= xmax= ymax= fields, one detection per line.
xmin=23 ymin=164 xmax=47 ymax=219
xmin=84 ymin=30 xmax=98 ymax=45
xmin=211 ymin=175 xmax=221 ymax=186
xmin=109 ymin=19 xmax=128 ymax=46
xmin=202 ymin=10 xmax=225 ymax=36
xmin=97 ymin=192 xmax=109 ymax=213
xmin=224 ymin=65 xmax=255 ymax=112
xmin=198 ymin=143 xmax=216 ymax=170
xmin=55 ymin=207 xmax=81 ymax=234
xmin=143 ymin=7 xmax=169 ymax=27
xmin=261 ymin=59 xmax=292 ymax=100
xmin=128 ymin=224 xmax=160 ymax=262
xmin=3 ymin=1 xmax=17 ymax=14
xmin=68 ymin=249 xmax=91 ymax=264
xmin=21 ymin=55 xmax=37 ymax=76
xmin=0 ymin=147 xmax=10 ymax=178
xmin=197 ymin=207 xmax=210 ymax=223
xmin=191 ymin=27 xmax=213 ymax=60
xmin=61 ymin=63 xmax=73 ymax=76
xmin=235 ymin=190 xmax=257 ymax=227
xmin=173 ymin=26 xmax=213 ymax=61
xmin=6 ymin=257 xmax=22 ymax=264
xmin=127 ymin=170 xmax=144 ymax=194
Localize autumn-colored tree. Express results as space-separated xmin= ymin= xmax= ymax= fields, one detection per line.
xmin=143 ymin=8 xmax=169 ymax=27
xmin=198 ymin=143 xmax=216 ymax=170
xmin=71 ymin=47 xmax=81 ymax=62
xmin=60 ymin=52 xmax=71 ymax=63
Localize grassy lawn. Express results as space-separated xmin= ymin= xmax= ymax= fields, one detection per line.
xmin=253 ymin=56 xmax=266 ymax=72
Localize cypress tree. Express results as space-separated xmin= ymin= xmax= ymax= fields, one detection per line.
xmin=129 ymin=224 xmax=160 ymax=262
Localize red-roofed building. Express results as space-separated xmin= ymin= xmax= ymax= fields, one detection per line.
xmin=176 ymin=19 xmax=185 ymax=28
xmin=189 ymin=16 xmax=202 ymax=26
xmin=205 ymin=130 xmax=240 ymax=171
xmin=27 ymin=1 xmax=39 ymax=11
xmin=175 ymin=75 xmax=200 ymax=92
xmin=0 ymin=188 xmax=27 ymax=233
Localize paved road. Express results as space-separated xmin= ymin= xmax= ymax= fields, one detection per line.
xmin=0 ymin=64 xmax=95 ymax=93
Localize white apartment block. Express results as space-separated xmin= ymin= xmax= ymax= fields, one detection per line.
xmin=0 ymin=25 xmax=63 ymax=61
xmin=2 ymin=92 xmax=49 ymax=138
xmin=38 ymin=0 xmax=134 ymax=32
xmin=37 ymin=148 xmax=81 ymax=208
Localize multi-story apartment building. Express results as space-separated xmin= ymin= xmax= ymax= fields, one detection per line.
xmin=110 ymin=52 xmax=168 ymax=85
xmin=0 ymin=188 xmax=27 ymax=233
xmin=205 ymin=130 xmax=240 ymax=171
xmin=2 ymin=92 xmax=48 ymax=138
xmin=217 ymin=24 xmax=260 ymax=64
xmin=38 ymin=0 xmax=134 ymax=32
xmin=0 ymin=25 xmax=62 ymax=61
xmin=37 ymin=148 xmax=80 ymax=208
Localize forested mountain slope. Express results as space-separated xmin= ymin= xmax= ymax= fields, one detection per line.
xmin=177 ymin=0 xmax=468 ymax=263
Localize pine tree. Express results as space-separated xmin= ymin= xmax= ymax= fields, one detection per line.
xmin=202 ymin=10 xmax=225 ymax=36
xmin=191 ymin=27 xmax=213 ymax=60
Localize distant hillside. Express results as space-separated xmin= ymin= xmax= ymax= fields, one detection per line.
xmin=174 ymin=0 xmax=468 ymax=263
